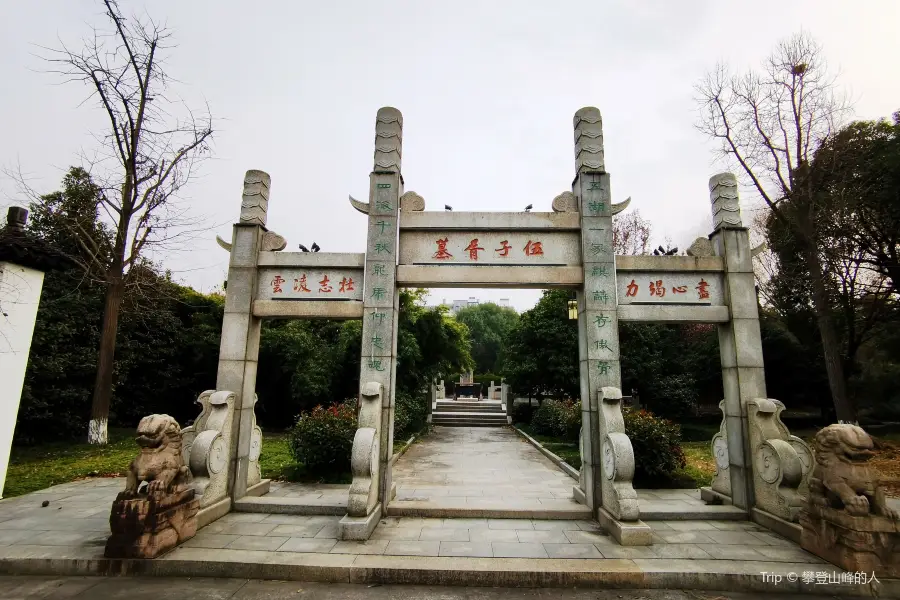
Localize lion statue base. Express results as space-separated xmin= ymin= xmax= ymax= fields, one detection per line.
xmin=800 ymin=424 xmax=900 ymax=577
xmin=105 ymin=414 xmax=200 ymax=559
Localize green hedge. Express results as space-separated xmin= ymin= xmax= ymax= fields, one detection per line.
xmin=531 ymin=399 xmax=580 ymax=441
xmin=623 ymin=407 xmax=687 ymax=480
xmin=288 ymin=400 xmax=357 ymax=473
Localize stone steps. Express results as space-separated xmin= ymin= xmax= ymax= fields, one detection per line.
xmin=431 ymin=412 xmax=508 ymax=427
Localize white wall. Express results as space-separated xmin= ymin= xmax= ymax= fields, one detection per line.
xmin=0 ymin=261 xmax=45 ymax=498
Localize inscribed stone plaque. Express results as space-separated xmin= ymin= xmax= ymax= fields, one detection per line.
xmin=615 ymin=272 xmax=725 ymax=306
xmin=257 ymin=267 xmax=364 ymax=301
xmin=398 ymin=231 xmax=581 ymax=266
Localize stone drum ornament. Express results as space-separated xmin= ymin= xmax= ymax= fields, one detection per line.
xmin=105 ymin=414 xmax=199 ymax=559
xmin=800 ymin=424 xmax=900 ymax=577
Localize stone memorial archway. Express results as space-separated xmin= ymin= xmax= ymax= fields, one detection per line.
xmin=213 ymin=106 xmax=813 ymax=548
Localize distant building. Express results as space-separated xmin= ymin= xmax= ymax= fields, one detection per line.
xmin=431 ymin=297 xmax=516 ymax=314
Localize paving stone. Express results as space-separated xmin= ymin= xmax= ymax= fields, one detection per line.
xmin=652 ymin=544 xmax=714 ymax=559
xmin=438 ymin=541 xmax=493 ymax=557
xmin=703 ymin=530 xmax=773 ymax=545
xmin=563 ymin=529 xmax=607 ymax=544
xmin=467 ymin=528 xmax=520 ymax=542
xmin=491 ymin=542 xmax=548 ymax=558
xmin=595 ymin=543 xmax=660 ymax=559
xmin=180 ymin=533 xmax=242 ymax=549
xmin=487 ymin=519 xmax=534 ymax=530
xmin=441 ymin=518 xmax=487 ymax=529
xmin=314 ymin=525 xmax=339 ymax=539
xmin=219 ymin=512 xmax=269 ymax=523
xmin=530 ymin=520 xmax=581 ymax=531
xmin=646 ymin=522 xmax=674 ymax=531
xmin=261 ymin=514 xmax=332 ymax=525
xmin=662 ymin=520 xmax=719 ymax=531
xmin=269 ymin=523 xmax=327 ymax=537
xmin=543 ymin=543 xmax=603 ymax=559
xmin=515 ymin=529 xmax=570 ymax=544
xmin=651 ymin=531 xmax=716 ymax=544
xmin=749 ymin=531 xmax=794 ymax=546
xmin=0 ymin=530 xmax=39 ymax=545
xmin=216 ymin=523 xmax=278 ymax=537
xmin=329 ymin=540 xmax=389 ymax=555
xmin=418 ymin=528 xmax=469 ymax=542
xmin=277 ymin=537 xmax=337 ymax=553
xmin=695 ymin=543 xmax=767 ymax=560
xmin=574 ymin=520 xmax=604 ymax=532
xmin=383 ymin=541 xmax=441 ymax=556
xmin=371 ymin=528 xmax=422 ymax=541
xmin=19 ymin=531 xmax=107 ymax=546
xmin=227 ymin=535 xmax=289 ymax=551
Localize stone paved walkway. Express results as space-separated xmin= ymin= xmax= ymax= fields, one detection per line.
xmin=390 ymin=427 xmax=586 ymax=517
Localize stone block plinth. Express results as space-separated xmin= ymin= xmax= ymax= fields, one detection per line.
xmin=105 ymin=487 xmax=199 ymax=559
xmin=801 ymin=505 xmax=900 ymax=577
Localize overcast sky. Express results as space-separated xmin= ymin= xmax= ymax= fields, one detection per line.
xmin=3 ymin=0 xmax=899 ymax=311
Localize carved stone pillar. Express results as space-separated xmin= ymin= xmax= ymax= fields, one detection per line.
xmin=215 ymin=170 xmax=269 ymax=500
xmin=710 ymin=173 xmax=765 ymax=512
xmin=346 ymin=108 xmax=403 ymax=537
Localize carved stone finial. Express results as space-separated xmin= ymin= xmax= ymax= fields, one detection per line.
xmin=701 ymin=400 xmax=732 ymax=505
xmin=686 ymin=237 xmax=714 ymax=257
xmin=574 ymin=107 xmax=605 ymax=174
xmin=709 ymin=172 xmax=742 ymax=229
xmin=552 ymin=191 xmax=578 ymax=213
xmin=240 ymin=170 xmax=271 ymax=226
xmin=261 ymin=231 xmax=287 ymax=252
xmin=399 ymin=191 xmax=425 ymax=212
xmin=801 ymin=423 xmax=900 ymax=576
xmin=105 ymin=414 xmax=199 ymax=558
xmin=374 ymin=107 xmax=403 ymax=173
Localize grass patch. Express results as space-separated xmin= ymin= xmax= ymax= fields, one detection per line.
xmin=5 ymin=428 xmax=135 ymax=498
xmin=516 ymin=425 xmax=580 ymax=469
xmin=4 ymin=428 xmax=352 ymax=498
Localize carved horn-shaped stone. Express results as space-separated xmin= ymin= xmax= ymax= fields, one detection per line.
xmin=611 ymin=197 xmax=632 ymax=215
xmin=215 ymin=235 xmax=232 ymax=252
xmin=751 ymin=242 xmax=768 ymax=258
xmin=349 ymin=195 xmax=370 ymax=215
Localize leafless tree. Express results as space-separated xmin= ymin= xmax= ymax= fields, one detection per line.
xmin=614 ymin=209 xmax=652 ymax=256
xmin=29 ymin=0 xmax=213 ymax=444
xmin=695 ymin=32 xmax=856 ymax=422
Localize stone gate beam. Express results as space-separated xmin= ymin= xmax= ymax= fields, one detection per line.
xmin=215 ymin=170 xmax=269 ymax=500
xmin=709 ymin=172 xmax=766 ymax=512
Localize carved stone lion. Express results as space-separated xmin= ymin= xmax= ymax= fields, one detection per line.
xmin=809 ymin=424 xmax=898 ymax=519
xmin=124 ymin=414 xmax=192 ymax=497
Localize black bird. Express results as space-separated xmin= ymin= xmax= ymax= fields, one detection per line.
xmin=311 ymin=242 xmax=320 ymax=253
xmin=524 ymin=204 xmax=533 ymax=212
xmin=298 ymin=244 xmax=309 ymax=252
xmin=445 ymin=205 xmax=453 ymax=211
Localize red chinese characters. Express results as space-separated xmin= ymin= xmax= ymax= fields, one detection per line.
xmin=523 ymin=240 xmax=544 ymax=256
xmin=339 ymin=277 xmax=355 ymax=293
xmin=319 ymin=275 xmax=332 ymax=293
xmin=464 ymin=238 xmax=485 ymax=260
xmin=672 ymin=285 xmax=687 ymax=294
xmin=495 ymin=240 xmax=512 ymax=257
xmin=271 ymin=275 xmax=285 ymax=294
xmin=625 ymin=279 xmax=639 ymax=297
xmin=293 ymin=275 xmax=311 ymax=293
xmin=696 ymin=278 xmax=710 ymax=300
xmin=649 ymin=280 xmax=666 ymax=297
xmin=433 ymin=237 xmax=453 ymax=260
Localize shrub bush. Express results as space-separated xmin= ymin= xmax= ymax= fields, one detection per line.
xmin=531 ymin=399 xmax=580 ymax=441
xmin=623 ymin=407 xmax=686 ymax=480
xmin=512 ymin=400 xmax=534 ymax=425
xmin=288 ymin=400 xmax=357 ymax=473
xmin=395 ymin=389 xmax=427 ymax=440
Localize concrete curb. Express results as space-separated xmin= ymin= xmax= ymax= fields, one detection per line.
xmin=512 ymin=426 xmax=579 ymax=480
xmin=0 ymin=554 xmax=893 ymax=597
xmin=389 ymin=428 xmax=425 ymax=467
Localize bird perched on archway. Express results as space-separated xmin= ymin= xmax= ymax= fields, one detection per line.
xmin=298 ymin=244 xmax=309 ymax=252
xmin=524 ymin=204 xmax=533 ymax=212
xmin=445 ymin=205 xmax=453 ymax=211
xmin=311 ymin=242 xmax=320 ymax=252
